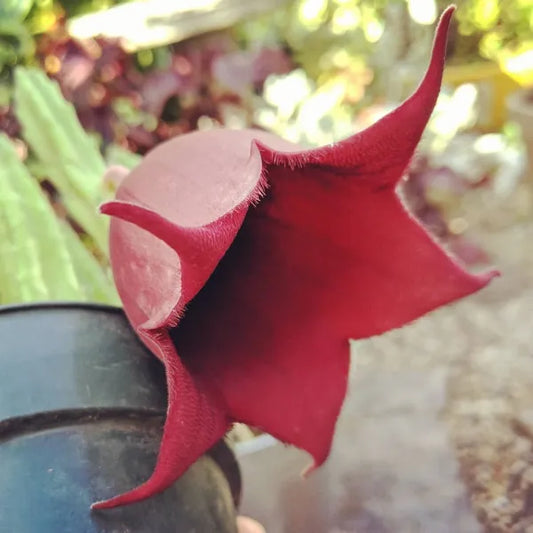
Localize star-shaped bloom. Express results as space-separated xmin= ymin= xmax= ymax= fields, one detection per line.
xmin=92 ymin=6 xmax=497 ymax=509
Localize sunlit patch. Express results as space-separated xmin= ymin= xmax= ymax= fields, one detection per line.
xmin=331 ymin=7 xmax=361 ymax=35
xmin=408 ymin=0 xmax=437 ymax=25
xmin=298 ymin=0 xmax=328 ymax=30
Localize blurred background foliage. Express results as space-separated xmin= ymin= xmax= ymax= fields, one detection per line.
xmin=0 ymin=0 xmax=531 ymax=305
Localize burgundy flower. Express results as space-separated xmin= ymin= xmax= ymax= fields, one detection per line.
xmin=92 ymin=7 xmax=497 ymax=509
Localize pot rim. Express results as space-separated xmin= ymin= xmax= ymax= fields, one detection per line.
xmin=0 ymin=301 xmax=123 ymax=315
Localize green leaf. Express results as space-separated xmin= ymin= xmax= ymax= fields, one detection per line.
xmin=0 ymin=0 xmax=34 ymax=21
xmin=0 ymin=134 xmax=82 ymax=303
xmin=0 ymin=21 xmax=35 ymax=70
xmin=13 ymin=67 xmax=109 ymax=255
xmin=0 ymin=134 xmax=119 ymax=305
xmin=61 ymin=222 xmax=120 ymax=305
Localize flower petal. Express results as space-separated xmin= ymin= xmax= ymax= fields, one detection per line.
xmin=91 ymin=330 xmax=229 ymax=509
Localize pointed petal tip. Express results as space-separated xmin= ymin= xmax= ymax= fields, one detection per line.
xmin=100 ymin=200 xmax=153 ymax=220
xmin=433 ymin=5 xmax=455 ymax=56
xmin=90 ymin=492 xmax=132 ymax=510
xmin=436 ymin=5 xmax=456 ymax=32
xmin=301 ymin=452 xmax=328 ymax=478
xmin=258 ymin=5 xmax=456 ymax=175
xmin=466 ymin=267 xmax=499 ymax=295
xmin=481 ymin=268 xmax=501 ymax=285
xmin=440 ymin=4 xmax=457 ymax=17
xmin=298 ymin=442 xmax=332 ymax=478
xmin=91 ymin=486 xmax=157 ymax=509
xmin=90 ymin=499 xmax=112 ymax=511
xmin=90 ymin=472 xmax=172 ymax=510
xmin=301 ymin=462 xmax=317 ymax=479
xmin=100 ymin=200 xmax=142 ymax=218
xmin=99 ymin=200 xmax=185 ymax=251
xmin=98 ymin=200 xmax=118 ymax=216
xmin=443 ymin=4 xmax=457 ymax=16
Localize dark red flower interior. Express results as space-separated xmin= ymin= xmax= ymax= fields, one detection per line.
xmin=92 ymin=7 xmax=498 ymax=510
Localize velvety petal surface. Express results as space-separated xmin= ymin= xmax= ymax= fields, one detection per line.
xmin=94 ymin=6 xmax=497 ymax=509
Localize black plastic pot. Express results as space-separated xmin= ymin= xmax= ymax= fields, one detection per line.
xmin=0 ymin=303 xmax=241 ymax=533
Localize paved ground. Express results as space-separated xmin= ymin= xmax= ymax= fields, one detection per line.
xmin=448 ymin=220 xmax=533 ymax=533
xmin=351 ymin=217 xmax=533 ymax=533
